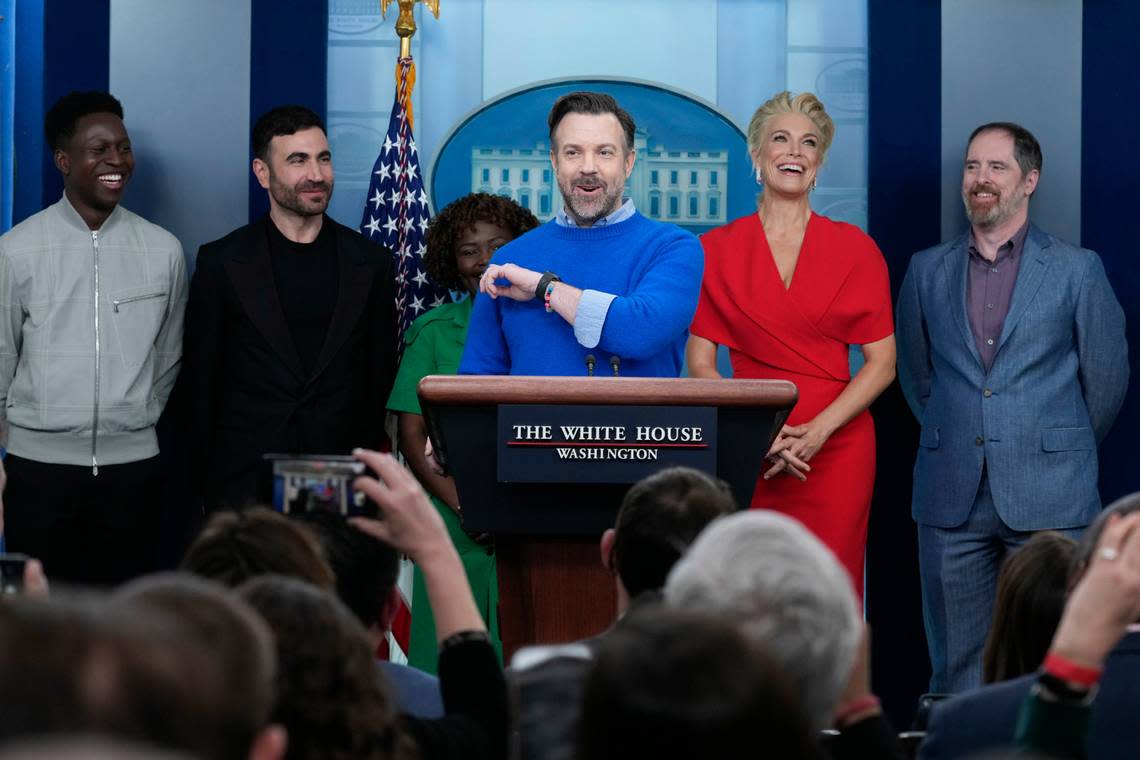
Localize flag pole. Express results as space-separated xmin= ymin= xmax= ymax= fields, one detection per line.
xmin=381 ymin=0 xmax=441 ymax=60
xmin=370 ymin=0 xmax=446 ymax=670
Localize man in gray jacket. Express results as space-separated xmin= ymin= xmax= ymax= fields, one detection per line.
xmin=0 ymin=91 xmax=187 ymax=585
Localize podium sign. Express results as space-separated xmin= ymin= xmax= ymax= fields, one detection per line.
xmin=497 ymin=405 xmax=716 ymax=483
xmin=420 ymin=376 xmax=795 ymax=535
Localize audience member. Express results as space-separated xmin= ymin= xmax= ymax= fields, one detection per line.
xmin=351 ymin=448 xmax=509 ymax=760
xmin=1014 ymin=505 xmax=1140 ymax=758
xmin=180 ymin=507 xmax=335 ymax=589
xmin=983 ymin=531 xmax=1076 ymax=684
xmin=665 ymin=510 xmax=905 ymax=758
xmin=600 ymin=466 xmax=737 ymax=616
xmin=111 ymin=573 xmax=286 ymax=760
xmin=575 ymin=607 xmax=824 ymax=760
xmin=180 ymin=504 xmax=445 ymax=721
xmin=510 ymin=467 xmax=736 ymax=760
xmin=665 ymin=510 xmax=860 ymax=730
xmin=0 ymin=592 xmax=261 ymax=760
xmin=239 ymin=575 xmax=415 ymax=760
xmin=0 ymin=737 xmax=195 ymax=760
xmin=919 ymin=492 xmax=1140 ymax=760
xmin=295 ymin=510 xmax=444 ymax=718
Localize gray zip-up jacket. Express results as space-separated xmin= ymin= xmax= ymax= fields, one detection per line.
xmin=0 ymin=195 xmax=187 ymax=470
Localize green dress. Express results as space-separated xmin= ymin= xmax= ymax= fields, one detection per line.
xmin=386 ymin=298 xmax=502 ymax=673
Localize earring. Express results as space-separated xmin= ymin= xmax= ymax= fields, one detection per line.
xmin=811 ymin=178 xmax=817 ymax=191
xmin=755 ymin=169 xmax=763 ymax=185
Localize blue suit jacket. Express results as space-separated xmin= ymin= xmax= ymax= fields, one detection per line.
xmin=918 ymin=632 xmax=1140 ymax=760
xmin=896 ymin=224 xmax=1128 ymax=530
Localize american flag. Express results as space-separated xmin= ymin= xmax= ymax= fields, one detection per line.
xmin=360 ymin=56 xmax=450 ymax=354
xmin=359 ymin=56 xmax=446 ymax=664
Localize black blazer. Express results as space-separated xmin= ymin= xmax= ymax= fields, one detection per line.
xmin=184 ymin=215 xmax=396 ymax=509
xmin=919 ymin=632 xmax=1140 ymax=760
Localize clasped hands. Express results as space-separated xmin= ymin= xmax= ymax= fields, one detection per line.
xmin=479 ymin=263 xmax=541 ymax=302
xmin=763 ymin=421 xmax=831 ymax=481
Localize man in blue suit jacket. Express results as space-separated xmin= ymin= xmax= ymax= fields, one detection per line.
xmin=896 ymin=122 xmax=1128 ymax=693
xmin=918 ymin=493 xmax=1140 ymax=760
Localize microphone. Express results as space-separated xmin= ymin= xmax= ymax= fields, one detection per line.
xmin=585 ymin=354 xmax=596 ymax=377
xmin=610 ymin=355 xmax=621 ymax=377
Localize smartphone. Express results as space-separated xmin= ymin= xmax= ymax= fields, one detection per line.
xmin=0 ymin=553 xmax=29 ymax=595
xmin=265 ymin=454 xmax=373 ymax=517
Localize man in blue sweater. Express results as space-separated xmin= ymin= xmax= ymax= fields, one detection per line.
xmin=459 ymin=91 xmax=703 ymax=377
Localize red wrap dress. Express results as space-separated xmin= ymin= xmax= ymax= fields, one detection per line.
xmin=691 ymin=213 xmax=893 ymax=596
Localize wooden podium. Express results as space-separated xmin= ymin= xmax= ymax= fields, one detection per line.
xmin=418 ymin=375 xmax=796 ymax=659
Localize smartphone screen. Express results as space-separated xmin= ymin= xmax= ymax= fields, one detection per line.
xmin=0 ymin=553 xmax=29 ymax=595
xmin=265 ymin=455 xmax=372 ymax=517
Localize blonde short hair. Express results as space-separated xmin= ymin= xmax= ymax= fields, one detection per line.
xmin=746 ymin=91 xmax=836 ymax=164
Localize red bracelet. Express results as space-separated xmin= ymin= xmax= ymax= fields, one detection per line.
xmin=833 ymin=694 xmax=880 ymax=728
xmin=1042 ymin=652 xmax=1103 ymax=688
xmin=544 ymin=281 xmax=556 ymax=313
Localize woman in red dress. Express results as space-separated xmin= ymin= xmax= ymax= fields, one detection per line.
xmin=687 ymin=91 xmax=895 ymax=597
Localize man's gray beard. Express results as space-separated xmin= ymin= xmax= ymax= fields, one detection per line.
xmin=563 ymin=186 xmax=623 ymax=226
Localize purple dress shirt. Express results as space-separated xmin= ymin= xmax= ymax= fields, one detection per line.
xmin=966 ymin=221 xmax=1028 ymax=370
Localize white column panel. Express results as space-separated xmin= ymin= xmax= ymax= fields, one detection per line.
xmin=941 ymin=0 xmax=1082 ymax=242
xmin=110 ymin=0 xmax=251 ymax=263
xmin=482 ymin=0 xmax=717 ymax=102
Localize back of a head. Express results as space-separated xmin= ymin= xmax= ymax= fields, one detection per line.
xmin=181 ymin=507 xmax=336 ymax=590
xmin=612 ymin=467 xmax=736 ymax=598
xmin=293 ymin=510 xmax=398 ymax=629
xmin=1070 ymin=491 xmax=1140 ymax=583
xmin=0 ymin=595 xmax=98 ymax=740
xmin=238 ymin=575 xmax=413 ymax=760
xmin=575 ymin=607 xmax=822 ymax=760
xmin=112 ymin=573 xmax=277 ymax=760
xmin=0 ymin=593 xmax=232 ymax=760
xmin=664 ymin=510 xmax=861 ymax=731
xmin=0 ymin=737 xmax=195 ymax=760
xmin=983 ymin=531 xmax=1077 ymax=683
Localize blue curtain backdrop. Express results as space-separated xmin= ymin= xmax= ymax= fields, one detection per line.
xmin=1 ymin=0 xmax=14 ymax=233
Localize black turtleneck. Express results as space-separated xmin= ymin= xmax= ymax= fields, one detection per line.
xmin=266 ymin=217 xmax=338 ymax=375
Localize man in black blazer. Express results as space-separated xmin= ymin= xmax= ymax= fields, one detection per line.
xmin=184 ymin=105 xmax=395 ymax=511
xmin=918 ymin=492 xmax=1140 ymax=760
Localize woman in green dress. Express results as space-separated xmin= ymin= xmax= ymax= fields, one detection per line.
xmin=386 ymin=192 xmax=539 ymax=672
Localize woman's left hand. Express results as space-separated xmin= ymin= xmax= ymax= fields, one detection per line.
xmin=776 ymin=420 xmax=833 ymax=464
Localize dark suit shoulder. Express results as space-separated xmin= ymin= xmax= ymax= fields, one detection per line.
xmin=194 ymin=219 xmax=265 ymax=266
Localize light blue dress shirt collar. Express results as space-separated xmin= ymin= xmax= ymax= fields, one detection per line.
xmin=554 ymin=198 xmax=636 ymax=228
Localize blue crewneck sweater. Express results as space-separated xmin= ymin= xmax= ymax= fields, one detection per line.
xmin=459 ymin=212 xmax=703 ymax=377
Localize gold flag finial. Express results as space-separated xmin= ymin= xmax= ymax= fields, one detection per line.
xmin=381 ymin=0 xmax=441 ymax=59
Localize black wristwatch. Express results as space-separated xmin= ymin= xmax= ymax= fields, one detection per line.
xmin=535 ymin=271 xmax=561 ymax=299
xmin=1033 ymin=671 xmax=1096 ymax=705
